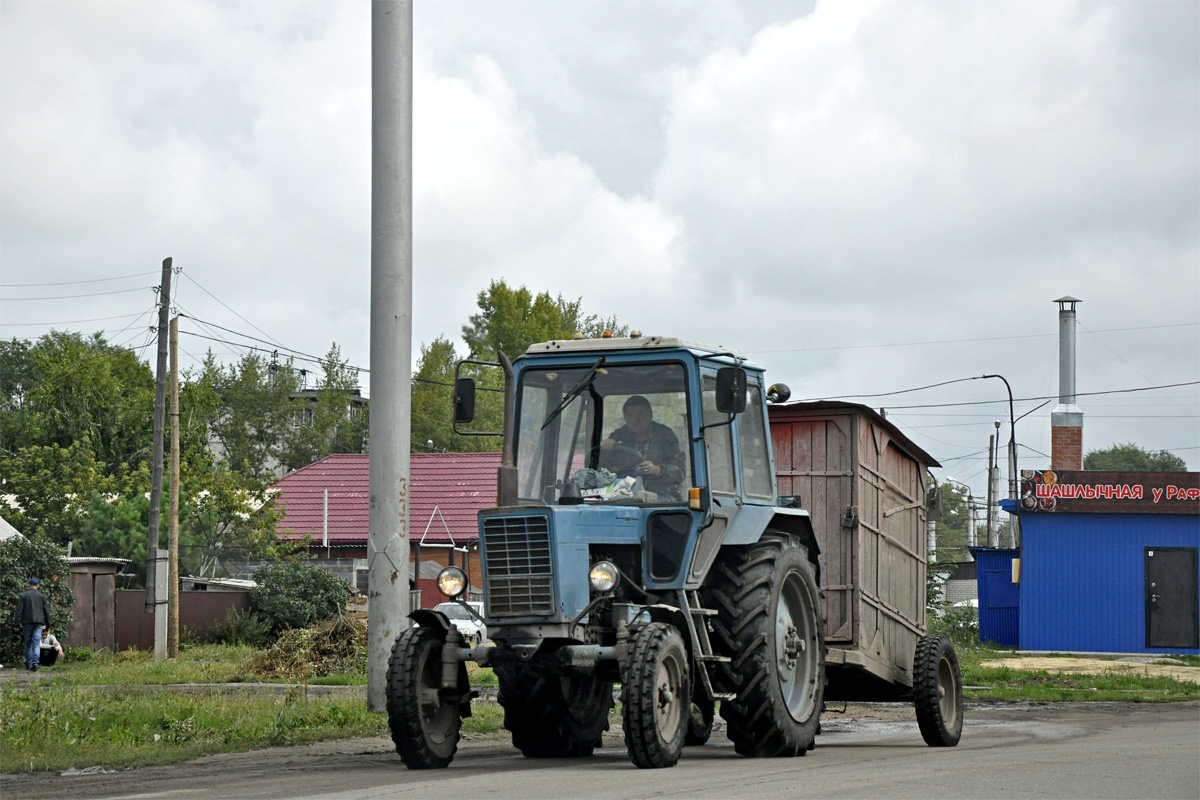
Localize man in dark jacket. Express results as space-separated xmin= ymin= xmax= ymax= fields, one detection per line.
xmin=15 ymin=578 xmax=52 ymax=671
xmin=599 ymin=395 xmax=686 ymax=500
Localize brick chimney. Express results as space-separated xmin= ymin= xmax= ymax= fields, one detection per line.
xmin=1051 ymin=296 xmax=1083 ymax=470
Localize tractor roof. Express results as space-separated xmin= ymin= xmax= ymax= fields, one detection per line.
xmin=525 ymin=335 xmax=747 ymax=360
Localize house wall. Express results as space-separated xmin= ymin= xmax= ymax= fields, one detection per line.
xmin=228 ymin=547 xmax=484 ymax=601
xmin=1020 ymin=513 xmax=1200 ymax=654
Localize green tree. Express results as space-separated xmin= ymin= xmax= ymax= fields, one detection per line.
xmin=278 ymin=344 xmax=369 ymax=473
xmin=0 ymin=439 xmax=114 ymax=544
xmin=411 ymin=337 xmax=505 ymax=453
xmin=934 ymin=482 xmax=973 ymax=553
xmin=199 ymin=351 xmax=300 ymax=479
xmin=1084 ymin=442 xmax=1188 ymax=472
xmin=0 ymin=331 xmax=154 ymax=482
xmin=74 ymin=492 xmax=150 ymax=581
xmin=461 ymin=280 xmax=627 ymax=360
xmin=181 ymin=465 xmax=285 ymax=578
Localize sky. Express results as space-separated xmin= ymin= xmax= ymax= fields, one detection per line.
xmin=2 ymin=0 xmax=1198 ymax=499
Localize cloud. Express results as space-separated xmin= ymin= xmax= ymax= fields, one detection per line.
xmin=1 ymin=0 xmax=1196 ymax=477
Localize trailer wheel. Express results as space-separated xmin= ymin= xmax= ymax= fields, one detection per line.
xmin=912 ymin=635 xmax=963 ymax=746
xmin=386 ymin=626 xmax=461 ymax=769
xmin=623 ymin=622 xmax=690 ymax=768
xmin=495 ymin=663 xmax=612 ymax=757
xmin=705 ymin=534 xmax=825 ymax=757
xmin=685 ymin=695 xmax=715 ymax=746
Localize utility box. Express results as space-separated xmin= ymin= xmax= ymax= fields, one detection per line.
xmin=770 ymin=401 xmax=940 ymax=700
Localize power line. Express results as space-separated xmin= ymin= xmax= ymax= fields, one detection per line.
xmin=2 ymin=286 xmax=154 ymax=301
xmin=180 ymin=273 xmax=286 ymax=351
xmin=178 ymin=314 xmax=357 ymax=372
xmin=749 ymin=321 xmax=1199 ymax=355
xmin=0 ymin=270 xmax=157 ymax=288
xmin=0 ymin=311 xmax=150 ymax=327
xmin=860 ymin=381 xmax=1200 ymax=410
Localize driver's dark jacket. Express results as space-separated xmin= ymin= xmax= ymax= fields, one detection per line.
xmin=603 ymin=421 xmax=686 ymax=499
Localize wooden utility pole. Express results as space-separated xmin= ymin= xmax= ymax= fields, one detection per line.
xmin=168 ymin=315 xmax=181 ymax=658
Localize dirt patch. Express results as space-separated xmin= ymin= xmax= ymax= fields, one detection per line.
xmin=981 ymin=657 xmax=1200 ymax=684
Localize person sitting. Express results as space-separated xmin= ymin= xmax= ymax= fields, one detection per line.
xmin=39 ymin=628 xmax=64 ymax=667
xmin=599 ymin=395 xmax=685 ymax=500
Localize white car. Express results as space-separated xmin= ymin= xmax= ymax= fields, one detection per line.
xmin=433 ymin=601 xmax=487 ymax=645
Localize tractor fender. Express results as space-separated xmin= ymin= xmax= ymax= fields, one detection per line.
xmin=766 ymin=509 xmax=822 ymax=584
xmin=714 ymin=506 xmax=822 ymax=584
xmin=642 ymin=603 xmax=689 ymax=633
xmin=410 ymin=607 xmax=452 ymax=633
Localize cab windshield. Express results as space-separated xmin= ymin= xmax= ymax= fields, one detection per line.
xmin=515 ymin=361 xmax=691 ymax=506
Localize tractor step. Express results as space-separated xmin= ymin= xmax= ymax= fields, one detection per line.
xmin=698 ymin=654 xmax=731 ymax=663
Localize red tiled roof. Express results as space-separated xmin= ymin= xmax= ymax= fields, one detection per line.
xmin=272 ymin=452 xmax=501 ymax=546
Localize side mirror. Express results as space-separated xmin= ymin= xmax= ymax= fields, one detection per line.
xmin=453 ymin=378 xmax=476 ymax=423
xmin=715 ymin=367 xmax=747 ymax=414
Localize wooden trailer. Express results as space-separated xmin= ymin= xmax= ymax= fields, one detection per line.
xmin=769 ymin=401 xmax=942 ymax=702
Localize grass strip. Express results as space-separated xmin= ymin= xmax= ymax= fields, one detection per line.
xmin=962 ymin=665 xmax=1200 ymax=702
xmin=0 ymin=683 xmax=390 ymax=773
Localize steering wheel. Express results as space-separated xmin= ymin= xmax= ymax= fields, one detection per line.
xmin=589 ymin=442 xmax=643 ymax=474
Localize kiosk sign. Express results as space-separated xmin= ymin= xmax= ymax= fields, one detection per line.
xmin=1020 ymin=470 xmax=1200 ymax=514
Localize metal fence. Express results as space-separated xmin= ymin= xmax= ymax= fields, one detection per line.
xmin=115 ymin=590 xmax=251 ymax=651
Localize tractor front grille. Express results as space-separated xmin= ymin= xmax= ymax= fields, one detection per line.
xmin=482 ymin=514 xmax=555 ymax=617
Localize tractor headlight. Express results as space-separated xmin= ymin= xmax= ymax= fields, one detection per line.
xmin=436 ymin=566 xmax=467 ymax=598
xmin=589 ymin=560 xmax=619 ymax=593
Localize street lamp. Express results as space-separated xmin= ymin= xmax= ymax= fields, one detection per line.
xmin=980 ymin=374 xmax=1019 ymax=548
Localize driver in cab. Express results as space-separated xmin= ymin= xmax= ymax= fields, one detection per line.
xmin=599 ymin=395 xmax=685 ymax=500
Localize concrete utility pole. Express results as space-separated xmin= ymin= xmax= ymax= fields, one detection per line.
xmin=989 ymin=422 xmax=1003 ymax=548
xmin=146 ymin=258 xmax=172 ymax=660
xmin=168 ymin=315 xmax=181 ymax=658
xmin=985 ymin=432 xmax=997 ymax=547
xmin=368 ymin=0 xmax=413 ymax=712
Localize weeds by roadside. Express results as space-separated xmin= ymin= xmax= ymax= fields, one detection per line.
xmin=0 ymin=683 xmax=386 ymax=772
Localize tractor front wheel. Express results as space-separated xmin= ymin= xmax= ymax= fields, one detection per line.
xmin=386 ymin=626 xmax=461 ymax=769
xmin=622 ymin=622 xmax=690 ymax=768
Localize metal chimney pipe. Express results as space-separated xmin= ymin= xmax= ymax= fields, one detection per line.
xmin=1057 ymin=296 xmax=1080 ymax=405
xmin=1051 ymin=296 xmax=1084 ymax=470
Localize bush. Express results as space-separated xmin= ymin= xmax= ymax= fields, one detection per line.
xmin=205 ymin=608 xmax=272 ymax=648
xmin=0 ymin=534 xmax=74 ymax=665
xmin=250 ymin=559 xmax=351 ymax=636
xmin=930 ymin=603 xmax=980 ymax=651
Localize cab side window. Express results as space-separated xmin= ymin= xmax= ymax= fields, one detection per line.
xmin=702 ymin=374 xmax=736 ymax=495
xmin=738 ymin=384 xmax=773 ymax=499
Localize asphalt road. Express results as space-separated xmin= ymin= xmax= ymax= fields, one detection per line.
xmin=2 ymin=701 xmax=1197 ymax=800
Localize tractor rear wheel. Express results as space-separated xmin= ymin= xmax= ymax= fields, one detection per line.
xmin=495 ymin=663 xmax=612 ymax=757
xmin=704 ymin=534 xmax=825 ymax=757
xmin=386 ymin=626 xmax=461 ymax=769
xmin=622 ymin=622 xmax=690 ymax=768
xmin=913 ymin=634 xmax=963 ymax=746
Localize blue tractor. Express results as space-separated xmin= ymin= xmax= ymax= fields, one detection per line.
xmin=387 ymin=335 xmax=826 ymax=769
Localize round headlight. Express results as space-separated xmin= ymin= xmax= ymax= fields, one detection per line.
xmin=589 ymin=560 xmax=619 ymax=593
xmin=436 ymin=566 xmax=467 ymax=598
